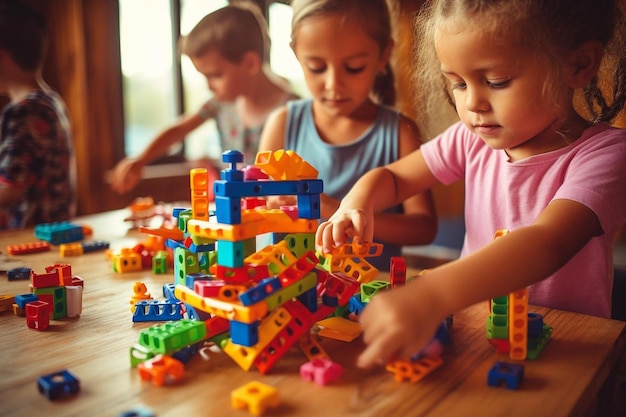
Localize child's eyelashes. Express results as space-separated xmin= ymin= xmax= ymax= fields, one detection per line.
xmin=305 ymin=65 xmax=366 ymax=75
xmin=449 ymin=79 xmax=511 ymax=90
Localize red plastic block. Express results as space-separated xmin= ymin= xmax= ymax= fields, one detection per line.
xmin=25 ymin=300 xmax=50 ymax=330
xmin=7 ymin=241 xmax=50 ymax=255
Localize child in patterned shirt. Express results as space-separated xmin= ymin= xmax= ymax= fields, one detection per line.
xmin=0 ymin=0 xmax=74 ymax=229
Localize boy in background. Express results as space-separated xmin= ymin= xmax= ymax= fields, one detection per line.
xmin=111 ymin=2 xmax=298 ymax=195
xmin=0 ymin=0 xmax=74 ymax=229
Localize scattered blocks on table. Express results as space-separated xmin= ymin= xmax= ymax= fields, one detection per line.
xmin=37 ymin=369 xmax=80 ymax=400
xmin=487 ymin=361 xmax=524 ymax=390
xmin=231 ymin=380 xmax=280 ymax=416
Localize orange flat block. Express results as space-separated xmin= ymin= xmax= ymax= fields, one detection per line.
xmin=325 ymin=238 xmax=383 ymax=259
xmin=255 ymin=149 xmax=318 ymax=181
xmin=137 ymin=354 xmax=184 ymax=386
xmin=188 ymin=216 xmax=317 ymax=242
xmin=223 ymin=307 xmax=291 ymax=371
xmin=174 ymin=284 xmax=267 ymax=323
xmin=324 ymin=255 xmax=379 ymax=283
xmin=386 ymin=356 xmax=444 ymax=383
xmin=7 ymin=241 xmax=50 ymax=255
xmin=138 ymin=225 xmax=183 ymax=241
xmin=231 ymin=381 xmax=280 ymax=416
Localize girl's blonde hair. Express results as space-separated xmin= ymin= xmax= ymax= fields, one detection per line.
xmin=180 ymin=1 xmax=270 ymax=64
xmin=290 ymin=0 xmax=398 ymax=106
xmin=414 ymin=0 xmax=626 ymax=138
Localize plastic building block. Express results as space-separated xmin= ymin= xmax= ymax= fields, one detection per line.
xmin=15 ymin=293 xmax=38 ymax=309
xmin=37 ymin=369 xmax=80 ymax=400
xmin=231 ymin=381 xmax=280 ymax=416
xmin=6 ymin=241 xmax=50 ymax=255
xmin=390 ymin=256 xmax=407 ymax=287
xmin=34 ymin=222 xmax=84 ymax=244
xmin=360 ymin=280 xmax=390 ymax=303
xmin=526 ymin=324 xmax=553 ymax=360
xmin=0 ymin=295 xmax=15 ymax=313
xmin=59 ymin=242 xmax=83 ymax=256
xmin=386 ymin=356 xmax=444 ymax=383
xmin=66 ymin=285 xmax=83 ymax=318
xmin=137 ymin=354 xmax=184 ymax=386
xmin=487 ymin=361 xmax=524 ymax=389
xmin=113 ymin=248 xmax=142 ymax=273
xmin=132 ymin=299 xmax=184 ymax=322
xmin=300 ymin=358 xmax=343 ymax=385
xmin=254 ymin=149 xmax=319 ymax=180
xmin=81 ymin=240 xmax=110 ymax=253
xmin=25 ymin=300 xmax=50 ymax=330
xmin=190 ymin=168 xmax=211 ymax=221
xmin=33 ymin=286 xmax=67 ymax=319
xmin=238 ymin=277 xmax=282 ymax=306
xmin=7 ymin=267 xmax=32 ymax=281
xmin=508 ymin=289 xmax=528 ymax=360
xmin=130 ymin=343 xmax=156 ymax=368
xmin=230 ymin=320 xmax=260 ymax=347
xmin=138 ymin=319 xmax=207 ymax=354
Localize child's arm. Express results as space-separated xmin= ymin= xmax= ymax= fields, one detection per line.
xmin=355 ymin=199 xmax=601 ymax=368
xmin=110 ymin=113 xmax=205 ymax=194
xmin=370 ymin=115 xmax=437 ymax=246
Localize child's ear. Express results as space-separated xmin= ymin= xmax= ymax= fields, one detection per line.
xmin=564 ymin=40 xmax=604 ymax=88
xmin=241 ymin=50 xmax=262 ymax=75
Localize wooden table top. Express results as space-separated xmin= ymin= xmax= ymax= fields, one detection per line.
xmin=0 ymin=208 xmax=624 ymax=417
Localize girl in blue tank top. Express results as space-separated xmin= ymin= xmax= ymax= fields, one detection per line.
xmin=258 ymin=0 xmax=437 ymax=270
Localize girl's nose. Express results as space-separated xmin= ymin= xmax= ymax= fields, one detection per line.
xmin=324 ymin=67 xmax=341 ymax=91
xmin=465 ymin=88 xmax=490 ymax=113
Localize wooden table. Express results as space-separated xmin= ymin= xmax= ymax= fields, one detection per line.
xmin=0 ymin=208 xmax=624 ymax=417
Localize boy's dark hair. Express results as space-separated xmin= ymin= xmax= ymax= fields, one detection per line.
xmin=0 ymin=0 xmax=47 ymax=72
xmin=180 ymin=2 xmax=270 ymax=64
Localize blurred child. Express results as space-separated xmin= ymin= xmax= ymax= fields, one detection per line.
xmin=316 ymin=0 xmax=626 ymax=368
xmin=259 ymin=0 xmax=437 ymax=270
xmin=111 ymin=2 xmax=298 ymax=195
xmin=0 ymin=0 xmax=74 ymax=229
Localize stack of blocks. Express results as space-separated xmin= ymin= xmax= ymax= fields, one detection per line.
xmin=133 ymin=149 xmax=384 ymax=380
xmin=486 ymin=230 xmax=552 ymax=360
xmin=13 ymin=264 xmax=83 ymax=330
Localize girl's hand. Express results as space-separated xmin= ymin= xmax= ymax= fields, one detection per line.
xmin=356 ymin=281 xmax=443 ymax=368
xmin=315 ymin=207 xmax=374 ymax=254
xmin=111 ymin=158 xmax=144 ymax=194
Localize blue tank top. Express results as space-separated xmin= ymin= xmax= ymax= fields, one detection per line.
xmin=285 ymin=99 xmax=403 ymax=270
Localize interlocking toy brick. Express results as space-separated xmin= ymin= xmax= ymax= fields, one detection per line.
xmin=300 ymin=358 xmax=343 ymax=385
xmin=6 ymin=241 xmax=50 ymax=255
xmin=25 ymin=300 xmax=50 ymax=330
xmin=137 ymin=354 xmax=184 ymax=386
xmin=386 ymin=356 xmax=444 ymax=383
xmin=231 ymin=381 xmax=280 ymax=416
xmin=487 ymin=361 xmax=524 ymax=390
xmin=34 ymin=222 xmax=84 ymax=244
xmin=7 ymin=267 xmax=31 ymax=281
xmin=37 ymin=369 xmax=80 ymax=400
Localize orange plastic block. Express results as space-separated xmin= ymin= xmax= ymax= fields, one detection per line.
xmin=321 ymin=255 xmax=379 ymax=283
xmin=187 ymin=215 xmax=317 ymax=242
xmin=137 ymin=354 xmax=184 ymax=386
xmin=298 ymin=333 xmax=330 ymax=361
xmin=138 ymin=225 xmax=183 ymax=242
xmin=59 ymin=243 xmax=83 ymax=257
xmin=245 ymin=241 xmax=298 ymax=276
xmin=0 ymin=295 xmax=15 ymax=313
xmin=174 ymin=284 xmax=268 ymax=323
xmin=325 ymin=238 xmax=383 ymax=259
xmin=254 ymin=149 xmax=318 ymax=180
xmin=7 ymin=241 xmax=50 ymax=255
xmin=385 ymin=356 xmax=444 ymax=383
xmin=231 ymin=381 xmax=280 ymax=416
xmin=508 ymin=289 xmax=528 ymax=360
xmin=190 ymin=168 xmax=210 ymax=221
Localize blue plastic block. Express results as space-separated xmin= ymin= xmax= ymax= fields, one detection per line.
xmin=215 ymin=195 xmax=242 ymax=224
xmin=214 ymin=179 xmax=323 ymax=198
xmin=37 ymin=369 xmax=80 ymax=400
xmin=172 ymin=343 xmax=199 ymax=364
xmin=15 ymin=293 xmax=38 ymax=309
xmin=185 ymin=272 xmax=211 ymax=289
xmin=348 ymin=293 xmax=366 ymax=315
xmin=297 ymin=194 xmax=321 ymax=220
xmin=297 ymin=286 xmax=318 ymax=312
xmin=216 ymin=240 xmax=245 ymax=268
xmin=81 ymin=240 xmax=110 ymax=253
xmin=132 ymin=299 xmax=184 ymax=322
xmin=7 ymin=267 xmax=32 ymax=281
xmin=487 ymin=361 xmax=524 ymax=390
xmin=162 ymin=283 xmax=177 ymax=300
xmin=238 ymin=277 xmax=282 ymax=306
xmin=230 ymin=320 xmax=259 ymax=347
xmin=185 ymin=304 xmax=211 ymax=321
xmin=34 ymin=222 xmax=84 ymax=245
xmin=527 ymin=313 xmax=544 ymax=338
xmin=166 ymin=238 xmax=187 ymax=250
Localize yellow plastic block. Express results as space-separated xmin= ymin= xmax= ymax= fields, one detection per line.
xmin=187 ymin=216 xmax=317 ymax=242
xmin=324 ymin=255 xmax=379 ymax=283
xmin=245 ymin=241 xmax=298 ymax=276
xmin=508 ymin=288 xmax=528 ymax=360
xmin=254 ymin=149 xmax=318 ymax=181
xmin=223 ymin=307 xmax=292 ymax=371
xmin=59 ymin=243 xmax=83 ymax=257
xmin=231 ymin=381 xmax=280 ymax=416
xmin=385 ymin=356 xmax=444 ymax=383
xmin=174 ymin=284 xmax=267 ymax=323
xmin=113 ymin=249 xmax=142 ymax=273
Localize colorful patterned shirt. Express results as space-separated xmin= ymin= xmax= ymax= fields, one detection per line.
xmin=0 ymin=89 xmax=73 ymax=229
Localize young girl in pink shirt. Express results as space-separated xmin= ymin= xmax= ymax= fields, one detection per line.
xmin=316 ymin=0 xmax=626 ymax=369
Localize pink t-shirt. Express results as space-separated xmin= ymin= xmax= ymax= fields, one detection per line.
xmin=422 ymin=121 xmax=626 ymax=318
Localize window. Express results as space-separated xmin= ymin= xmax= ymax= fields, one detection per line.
xmin=118 ymin=0 xmax=304 ymax=165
